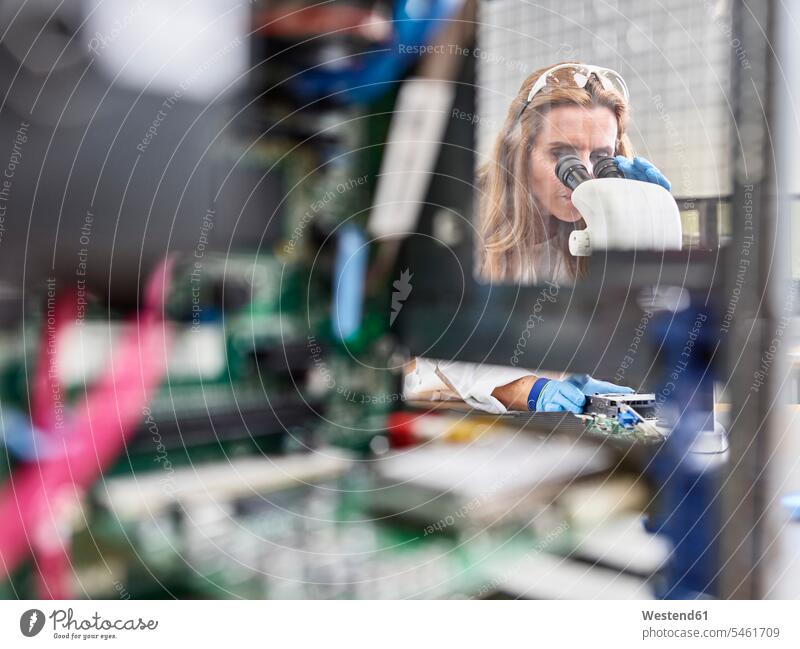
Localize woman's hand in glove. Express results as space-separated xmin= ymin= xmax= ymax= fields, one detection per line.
xmin=614 ymin=155 xmax=671 ymax=191
xmin=565 ymin=374 xmax=635 ymax=396
xmin=527 ymin=378 xmax=586 ymax=413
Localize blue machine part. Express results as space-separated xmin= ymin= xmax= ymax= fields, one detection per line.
xmin=289 ymin=0 xmax=464 ymax=105
xmin=645 ymin=305 xmax=722 ymax=599
xmin=783 ymin=492 xmax=800 ymax=521
xmin=332 ymin=223 xmax=368 ymax=341
xmin=0 ymin=408 xmax=58 ymax=461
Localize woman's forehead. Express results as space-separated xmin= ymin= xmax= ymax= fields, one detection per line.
xmin=537 ymin=104 xmax=618 ymax=147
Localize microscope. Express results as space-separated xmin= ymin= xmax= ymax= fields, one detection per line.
xmin=554 ymin=155 xmax=683 ymax=256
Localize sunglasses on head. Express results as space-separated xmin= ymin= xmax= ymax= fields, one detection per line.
xmin=525 ymin=63 xmax=630 ymax=105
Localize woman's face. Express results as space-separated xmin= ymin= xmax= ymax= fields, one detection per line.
xmin=529 ymin=104 xmax=618 ymax=223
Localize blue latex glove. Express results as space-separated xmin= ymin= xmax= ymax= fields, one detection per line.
xmin=527 ymin=378 xmax=586 ymax=413
xmin=614 ymin=155 xmax=671 ymax=191
xmin=566 ymin=374 xmax=635 ymax=396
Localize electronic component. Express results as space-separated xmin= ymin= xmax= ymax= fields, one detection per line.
xmin=584 ymin=393 xmax=657 ymax=420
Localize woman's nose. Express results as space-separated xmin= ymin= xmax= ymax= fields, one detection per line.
xmin=581 ymin=155 xmax=595 ymax=177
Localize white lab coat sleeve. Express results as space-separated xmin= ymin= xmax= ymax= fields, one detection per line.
xmin=434 ymin=360 xmax=536 ymax=414
xmin=403 ymin=357 xmax=450 ymax=395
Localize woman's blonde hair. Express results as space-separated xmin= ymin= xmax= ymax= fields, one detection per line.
xmin=477 ymin=63 xmax=633 ymax=283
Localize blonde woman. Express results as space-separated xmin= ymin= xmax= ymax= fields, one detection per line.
xmin=478 ymin=62 xmax=670 ymax=284
xmin=406 ymin=63 xmax=670 ymax=414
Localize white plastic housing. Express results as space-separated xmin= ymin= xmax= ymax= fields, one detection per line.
xmin=569 ymin=178 xmax=683 ymax=255
xmin=569 ymin=230 xmax=592 ymax=256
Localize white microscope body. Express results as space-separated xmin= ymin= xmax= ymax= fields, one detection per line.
xmin=566 ymin=176 xmax=683 ymax=257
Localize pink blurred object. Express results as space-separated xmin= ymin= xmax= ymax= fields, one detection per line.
xmin=0 ymin=258 xmax=173 ymax=597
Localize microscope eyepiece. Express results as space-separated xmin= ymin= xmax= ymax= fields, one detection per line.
xmin=593 ymin=155 xmax=624 ymax=179
xmin=555 ymin=154 xmax=591 ymax=191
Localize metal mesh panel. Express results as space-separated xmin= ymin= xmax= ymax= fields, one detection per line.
xmin=476 ymin=0 xmax=734 ymax=198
